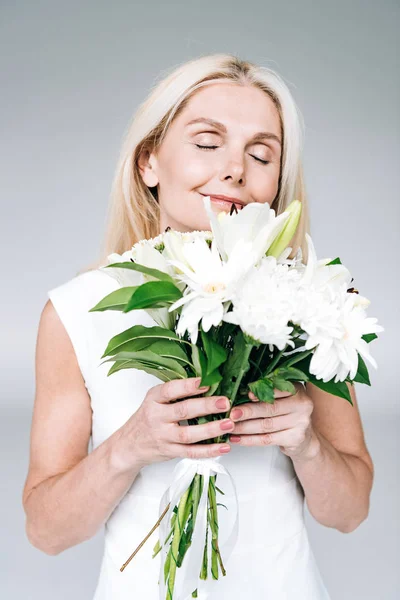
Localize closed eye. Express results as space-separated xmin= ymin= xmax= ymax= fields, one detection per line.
xmin=195 ymin=144 xmax=270 ymax=165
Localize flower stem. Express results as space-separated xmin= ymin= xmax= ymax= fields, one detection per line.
xmin=208 ymin=475 xmax=225 ymax=578
xmin=167 ymin=486 xmax=191 ymax=599
xmin=262 ymin=346 xmax=286 ymax=377
xmin=120 ymin=501 xmax=171 ymax=571
xmin=230 ymin=343 xmax=254 ymax=405
xmin=216 ymin=342 xmax=254 ymax=444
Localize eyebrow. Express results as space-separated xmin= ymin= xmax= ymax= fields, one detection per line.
xmin=185 ymin=117 xmax=282 ymax=146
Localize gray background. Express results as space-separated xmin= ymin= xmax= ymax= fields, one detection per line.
xmin=1 ymin=0 xmax=399 ymax=598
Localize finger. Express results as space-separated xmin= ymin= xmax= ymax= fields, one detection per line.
xmin=154 ymin=377 xmax=210 ymax=404
xmin=173 ymin=417 xmax=235 ymax=445
xmin=164 ymin=395 xmax=230 ymax=423
xmin=229 ymin=429 xmax=291 ymax=446
xmin=169 ymin=441 xmax=232 ymax=458
xmin=230 ymin=398 xmax=294 ymax=422
xmin=230 ymin=413 xmax=295 ymax=435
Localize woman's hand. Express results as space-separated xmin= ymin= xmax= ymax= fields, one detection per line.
xmin=228 ymin=382 xmax=319 ymax=460
xmin=115 ymin=377 xmax=235 ymax=470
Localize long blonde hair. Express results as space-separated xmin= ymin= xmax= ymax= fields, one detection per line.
xmin=78 ymin=53 xmax=310 ymax=275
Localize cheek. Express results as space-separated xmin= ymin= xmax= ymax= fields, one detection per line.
xmin=180 ymin=151 xmax=214 ymax=188
xmin=161 ymin=146 xmax=211 ymax=189
xmin=253 ymin=164 xmax=280 ymax=202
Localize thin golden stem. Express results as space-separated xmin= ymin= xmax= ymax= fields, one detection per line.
xmin=120 ymin=501 xmax=171 ymax=572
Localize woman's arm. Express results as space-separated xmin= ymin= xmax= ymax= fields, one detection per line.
xmin=291 ymin=381 xmax=374 ymax=533
xmin=22 ymin=300 xmax=145 ymax=556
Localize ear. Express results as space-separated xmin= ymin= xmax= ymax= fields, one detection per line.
xmin=137 ymin=147 xmax=159 ymax=188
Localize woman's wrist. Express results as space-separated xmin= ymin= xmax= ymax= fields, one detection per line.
xmin=107 ymin=428 xmax=148 ymax=475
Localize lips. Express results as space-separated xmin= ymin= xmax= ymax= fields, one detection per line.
xmin=201 ymin=194 xmax=244 ymax=210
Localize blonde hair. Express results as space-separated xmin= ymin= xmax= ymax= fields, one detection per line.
xmin=78 ymin=53 xmax=310 ymax=275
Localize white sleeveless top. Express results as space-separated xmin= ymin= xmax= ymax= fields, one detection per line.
xmin=48 ymin=268 xmax=331 ymax=600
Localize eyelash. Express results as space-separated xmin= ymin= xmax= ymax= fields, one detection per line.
xmin=195 ymin=144 xmax=270 ymax=165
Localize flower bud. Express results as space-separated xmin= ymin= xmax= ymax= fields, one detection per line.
xmin=266 ymin=199 xmax=302 ymax=259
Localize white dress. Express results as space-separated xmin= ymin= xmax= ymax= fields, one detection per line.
xmin=48 ymin=268 xmax=332 ymax=600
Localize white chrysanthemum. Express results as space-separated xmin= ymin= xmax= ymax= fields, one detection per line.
xmin=300 ymin=283 xmax=384 ymax=383
xmin=166 ymin=236 xmax=258 ymax=343
xmin=222 ymin=256 xmax=302 ymax=350
xmin=130 ymin=232 xmax=166 ymax=258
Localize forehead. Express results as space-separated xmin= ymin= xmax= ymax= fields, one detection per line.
xmin=177 ymin=82 xmax=281 ymax=135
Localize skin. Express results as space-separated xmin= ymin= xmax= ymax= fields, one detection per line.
xmin=139 ymin=82 xmax=374 ymax=533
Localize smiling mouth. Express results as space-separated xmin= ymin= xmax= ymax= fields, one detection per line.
xmin=200 ymin=194 xmax=244 ymax=211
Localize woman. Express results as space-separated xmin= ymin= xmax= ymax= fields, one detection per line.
xmin=23 ymin=54 xmax=374 ymax=599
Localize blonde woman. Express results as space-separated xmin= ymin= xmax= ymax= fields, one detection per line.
xmin=23 ymin=54 xmax=373 ymax=599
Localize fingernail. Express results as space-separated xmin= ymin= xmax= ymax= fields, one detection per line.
xmin=230 ymin=435 xmax=241 ymax=443
xmin=220 ymin=445 xmax=231 ymax=453
xmin=196 ymin=379 xmax=209 ymax=390
xmin=215 ymin=398 xmax=228 ymax=409
xmin=231 ymin=409 xmax=243 ymax=421
xmin=220 ymin=419 xmax=234 ymax=430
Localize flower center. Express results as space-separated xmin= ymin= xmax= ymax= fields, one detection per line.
xmin=204 ymin=281 xmax=226 ymax=294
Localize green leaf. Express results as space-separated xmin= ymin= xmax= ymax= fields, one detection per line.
xmin=352 ymin=353 xmax=371 ymax=386
xmin=88 ymin=286 xmax=138 ymax=312
xmin=200 ymin=328 xmax=228 ymax=376
xmin=362 ymin=333 xmax=377 ymax=343
xmin=220 ymin=330 xmax=251 ymax=399
xmin=198 ymin=346 xmax=223 ymax=386
xmin=145 ymin=339 xmax=192 ymax=367
xmin=124 ymin=280 xmax=183 ymax=311
xmin=101 ymin=324 xmax=189 ymax=358
xmin=102 ymin=349 xmax=187 ymax=378
xmin=105 ymin=260 xmax=176 ymax=283
xmin=190 ymin=344 xmax=219 ymax=389
xmin=326 ymin=257 xmax=342 ymax=265
xmin=274 ymin=348 xmax=314 ymax=370
xmin=190 ymin=344 xmax=202 ymax=377
xmin=273 ymin=366 xmax=309 ymax=382
xmin=307 ymin=376 xmax=353 ymax=405
xmin=248 ymin=378 xmax=275 ymax=403
xmin=105 ymin=359 xmax=185 ymax=381
xmin=270 ymin=377 xmax=296 ymax=394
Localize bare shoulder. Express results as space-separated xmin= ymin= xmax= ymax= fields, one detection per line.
xmin=22 ymin=298 xmax=92 ymax=509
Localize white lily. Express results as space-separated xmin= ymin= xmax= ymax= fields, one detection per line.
xmin=166 ymin=236 xmax=258 ymax=343
xmin=202 ymin=195 xmax=291 ymax=265
xmin=299 ymin=233 xmax=353 ymax=294
xmin=162 ymin=230 xmax=212 ymax=275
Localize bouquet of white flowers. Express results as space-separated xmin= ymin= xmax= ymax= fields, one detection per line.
xmin=89 ymin=196 xmax=383 ymax=600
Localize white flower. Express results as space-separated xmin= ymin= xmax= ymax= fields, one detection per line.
xmin=101 ymin=249 xmax=141 ymax=287
xmin=166 ymin=236 xmax=258 ymax=343
xmin=290 ymin=236 xmax=385 ymax=382
xmin=299 ymin=233 xmax=353 ymax=293
xmin=222 ymin=256 xmax=302 ymax=350
xmin=162 ymin=230 xmax=212 ymax=275
xmin=202 ymin=195 xmax=291 ymax=264
xmin=302 ymin=284 xmax=384 ymax=382
xmin=100 ymin=236 xmax=179 ymax=330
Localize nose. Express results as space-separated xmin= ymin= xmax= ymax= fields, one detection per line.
xmin=218 ymin=153 xmax=246 ymax=185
